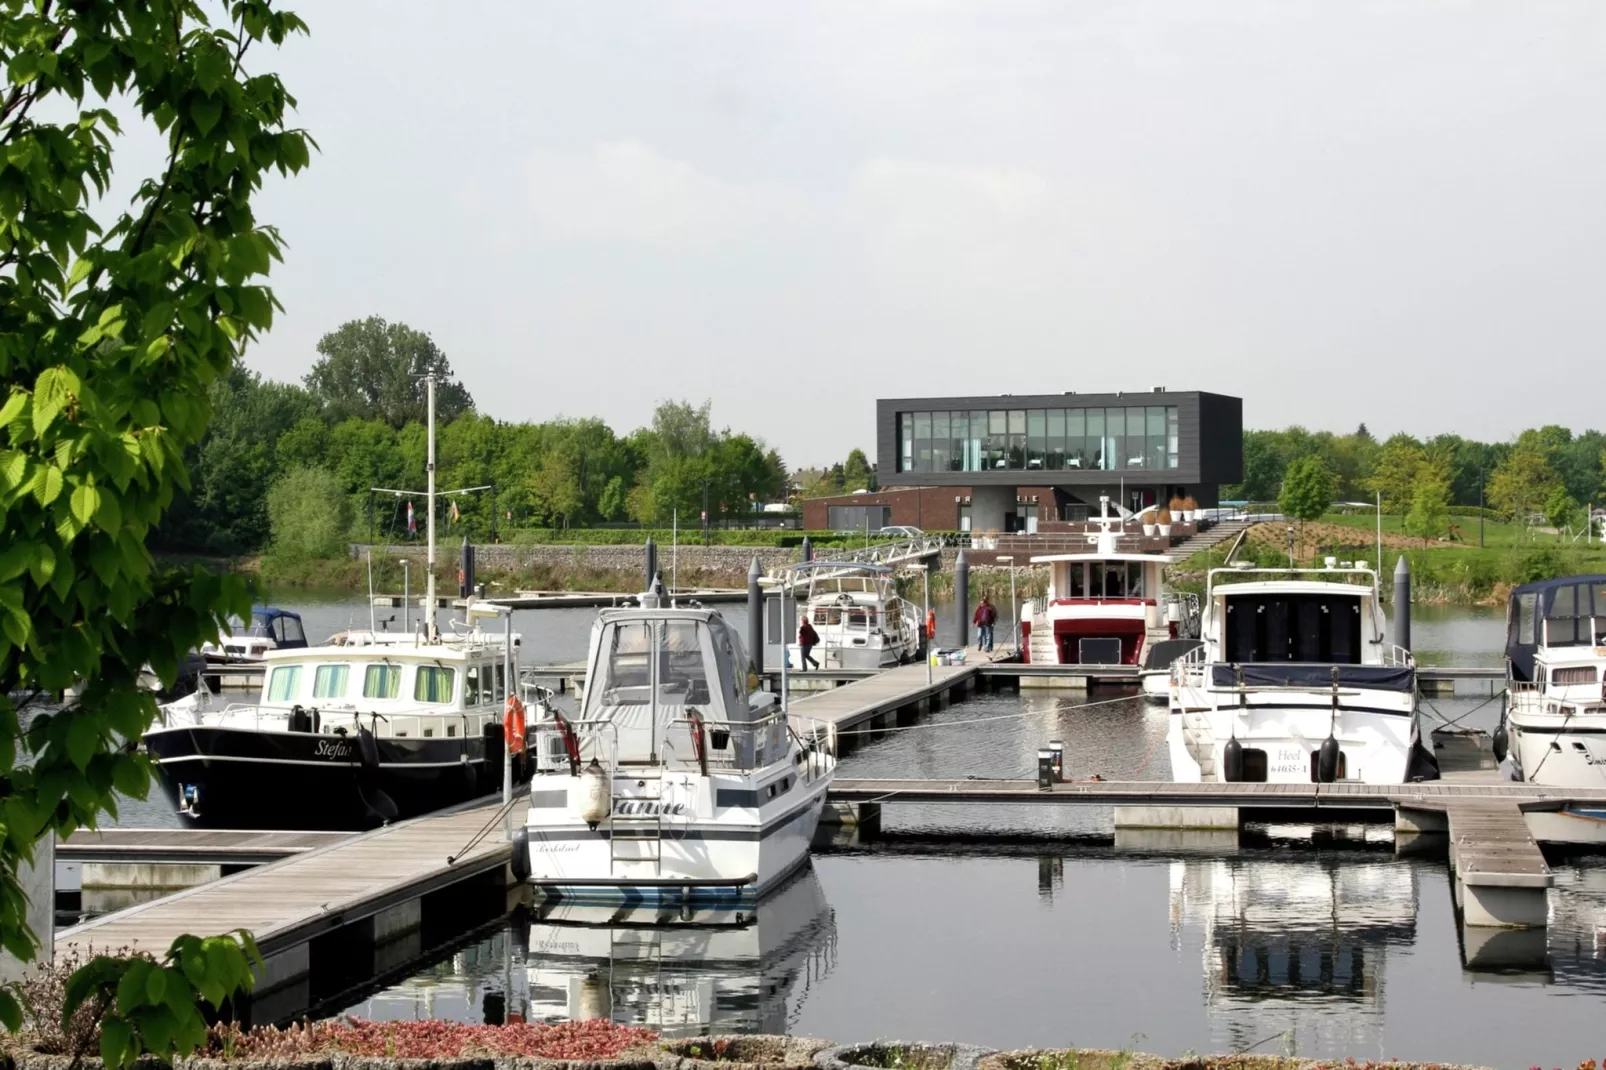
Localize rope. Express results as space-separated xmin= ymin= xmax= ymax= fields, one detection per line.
xmin=1419 ymin=689 xmax=1505 ymax=732
xmin=446 ymin=783 xmax=527 ymax=865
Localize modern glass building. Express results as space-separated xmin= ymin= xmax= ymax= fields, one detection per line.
xmin=873 ymin=389 xmax=1242 ymax=530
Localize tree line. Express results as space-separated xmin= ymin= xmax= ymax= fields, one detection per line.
xmin=1235 ymin=423 xmax=1606 ymax=534
xmin=159 ymin=316 xmax=789 ymax=556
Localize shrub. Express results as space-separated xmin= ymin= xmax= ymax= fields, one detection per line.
xmin=266 ymin=467 xmax=353 ymax=563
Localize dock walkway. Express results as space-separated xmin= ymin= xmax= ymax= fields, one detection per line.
xmin=61 ymin=829 xmax=346 ymax=865
xmin=786 ymin=661 xmax=979 ymax=737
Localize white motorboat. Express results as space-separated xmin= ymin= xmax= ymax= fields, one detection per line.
xmin=1168 ymin=562 xmax=1436 ymax=785
xmin=785 ymin=561 xmax=920 ymax=669
xmin=1022 ymin=497 xmax=1199 ymax=673
xmin=200 ymin=606 xmax=308 ymax=666
xmin=1499 ymin=575 xmax=1606 ymax=788
xmin=513 ymin=588 xmax=836 ymax=902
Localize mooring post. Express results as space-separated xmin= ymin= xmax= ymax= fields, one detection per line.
xmin=747 ymin=556 xmax=764 ymax=676
xmin=800 ymin=535 xmax=813 ymax=564
xmin=954 ymin=550 xmax=970 ymax=649
xmin=1394 ymin=555 xmax=1412 ymax=652
xmin=460 ymin=536 xmax=474 ymax=600
xmin=644 ymin=536 xmax=657 ymax=591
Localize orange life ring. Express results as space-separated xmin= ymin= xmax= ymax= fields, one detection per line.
xmin=504 ymin=695 xmax=527 ymax=755
xmin=926 ymin=608 xmax=937 ymax=640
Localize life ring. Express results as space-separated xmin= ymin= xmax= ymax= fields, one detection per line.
xmin=926 ymin=608 xmax=937 ymax=641
xmin=504 ymin=695 xmax=527 ymax=756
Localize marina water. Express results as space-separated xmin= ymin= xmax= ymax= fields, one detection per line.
xmin=114 ymin=599 xmax=1606 ymax=1067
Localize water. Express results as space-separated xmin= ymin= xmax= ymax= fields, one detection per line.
xmin=119 ymin=593 xmax=1606 ymax=1066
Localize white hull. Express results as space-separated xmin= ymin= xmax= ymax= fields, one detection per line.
xmin=1168 ymin=697 xmax=1416 ymax=785
xmin=521 ymin=765 xmax=831 ymax=901
xmin=1508 ymin=710 xmax=1606 ymax=788
xmin=1140 ymin=670 xmax=1170 ymax=702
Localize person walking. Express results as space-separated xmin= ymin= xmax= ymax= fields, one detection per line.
xmin=974 ymin=596 xmax=997 ymax=653
xmin=798 ymin=616 xmax=821 ymax=670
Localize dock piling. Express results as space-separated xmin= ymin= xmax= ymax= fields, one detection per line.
xmin=645 ymin=537 xmax=658 ymax=590
xmin=1394 ymin=555 xmax=1411 ymax=651
xmin=954 ymin=551 xmax=970 ymax=650
xmin=747 ymin=557 xmax=763 ymax=675
xmin=801 ymin=535 xmax=813 ymax=563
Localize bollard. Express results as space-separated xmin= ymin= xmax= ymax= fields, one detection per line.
xmin=954 ymin=550 xmax=970 ymax=649
xmin=645 ymin=537 xmax=657 ymax=592
xmin=801 ymin=535 xmax=813 ymax=563
xmin=459 ymin=536 xmax=475 ymax=599
xmin=1393 ymin=555 xmax=1411 ymax=652
xmin=1049 ymin=740 xmax=1064 ymax=782
xmin=1037 ymin=748 xmax=1055 ymax=790
xmin=747 ymin=557 xmax=764 ymax=676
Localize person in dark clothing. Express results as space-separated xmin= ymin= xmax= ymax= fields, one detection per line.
xmin=974 ymin=597 xmax=997 ymax=653
xmin=798 ymin=618 xmax=821 ymax=670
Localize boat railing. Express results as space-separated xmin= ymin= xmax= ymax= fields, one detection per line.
xmin=528 ymin=715 xmax=621 ymax=776
xmin=188 ymin=702 xmax=495 ymax=740
xmin=1379 ymin=643 xmax=1415 ymax=668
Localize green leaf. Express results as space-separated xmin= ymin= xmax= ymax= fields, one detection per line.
xmin=0 ymin=390 xmax=26 ymax=429
xmin=33 ymin=464 xmax=62 ymax=507
xmin=99 ymin=1015 xmax=131 ymax=1069
xmin=146 ymin=964 xmax=167 ymax=1004
xmin=189 ymin=96 xmax=222 ymax=136
xmin=0 ymin=988 xmax=21 ymax=1032
xmin=0 ymin=543 xmax=28 ymax=583
xmin=66 ymin=256 xmax=92 ymax=290
xmin=65 ymin=717 xmax=99 ymax=771
xmin=70 ymin=482 xmax=99 ymax=528
xmin=94 ymin=488 xmax=122 ymax=533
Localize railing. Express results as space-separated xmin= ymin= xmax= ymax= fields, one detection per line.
xmin=528 ymin=707 xmax=832 ymax=778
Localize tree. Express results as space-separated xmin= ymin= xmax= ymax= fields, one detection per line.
xmin=0 ymin=0 xmax=309 ymax=1060
xmin=1278 ymin=455 xmax=1334 ymax=529
xmin=266 ymin=468 xmax=351 ymax=562
xmin=305 ymin=317 xmax=473 ymax=428
xmin=1404 ymin=460 xmax=1451 ymax=545
xmin=1488 ymin=440 xmax=1563 ymax=525
xmin=842 ymin=448 xmax=875 ymax=492
xmin=1365 ymin=434 xmax=1424 ymax=515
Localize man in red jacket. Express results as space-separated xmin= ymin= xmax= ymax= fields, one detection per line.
xmin=798 ymin=617 xmax=821 ymax=670
xmin=974 ymin=597 xmax=997 ymax=653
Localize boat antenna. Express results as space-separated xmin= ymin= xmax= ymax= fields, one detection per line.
xmin=366 ymin=549 xmax=376 ymax=633
xmin=424 ymin=373 xmax=437 ymax=642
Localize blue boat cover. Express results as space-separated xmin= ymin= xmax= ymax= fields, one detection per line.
xmin=1505 ymin=575 xmax=1606 ymax=682
xmin=1210 ymin=663 xmax=1416 ymax=692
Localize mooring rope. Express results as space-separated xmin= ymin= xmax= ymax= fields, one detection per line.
xmin=1419 ymin=688 xmax=1505 ymax=732
xmin=447 ymin=783 xmax=528 ymax=865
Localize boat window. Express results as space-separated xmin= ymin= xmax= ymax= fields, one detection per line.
xmin=847 ymin=607 xmax=871 ymax=628
xmin=1594 ymin=584 xmax=1606 ymax=617
xmin=312 ymin=664 xmax=348 ymax=699
xmin=1552 ymin=666 xmax=1596 ymax=685
xmin=1517 ymin=592 xmax=1537 ymax=645
xmin=466 ymin=664 xmax=482 ymax=706
xmin=281 ymin=616 xmax=306 ymax=645
xmin=1553 ymin=586 xmax=1577 ymax=618
xmin=1128 ymin=561 xmax=1144 ymax=598
xmin=1101 ymin=564 xmax=1126 ymax=598
xmin=266 ymin=665 xmax=302 ymax=702
xmin=600 ymin=621 xmax=654 ymax=696
xmin=414 ymin=666 xmax=456 ymax=703
xmin=1223 ymin=595 xmax=1363 ymax=664
xmin=662 ymin=620 xmax=712 ymax=705
xmin=494 ymin=663 xmax=506 ymax=703
xmin=363 ymin=663 xmax=402 ymax=699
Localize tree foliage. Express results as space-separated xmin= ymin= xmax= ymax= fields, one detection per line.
xmin=265 ymin=466 xmax=349 ymax=562
xmin=1404 ymin=454 xmax=1452 ymax=544
xmin=1277 ymin=455 xmax=1334 ymax=523
xmin=304 ymin=316 xmax=472 ymax=428
xmin=1488 ymin=439 xmax=1563 ymax=523
xmin=0 ymin=0 xmax=309 ymax=1057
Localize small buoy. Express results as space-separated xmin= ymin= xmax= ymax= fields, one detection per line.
xmin=1222 ymin=736 xmax=1244 ymax=782
xmin=578 ymin=758 xmax=611 ymax=829
xmin=510 ymin=827 xmax=531 ymax=882
xmin=1317 ymin=735 xmax=1341 ymax=783
xmin=1492 ymin=720 xmax=1509 ymax=763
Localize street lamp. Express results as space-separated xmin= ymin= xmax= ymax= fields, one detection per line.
xmin=997 ymin=555 xmax=1018 ymax=655
xmin=909 ymin=563 xmax=932 ymax=686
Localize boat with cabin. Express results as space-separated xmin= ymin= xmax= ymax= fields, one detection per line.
xmin=786 ymin=561 xmax=920 ymax=669
xmin=1168 ymin=562 xmax=1436 ymax=785
xmin=200 ymin=606 xmax=308 ymax=667
xmin=1499 ymin=575 xmax=1606 ymax=788
xmin=512 ymin=587 xmax=836 ymax=902
xmin=1021 ymin=496 xmax=1199 ymax=671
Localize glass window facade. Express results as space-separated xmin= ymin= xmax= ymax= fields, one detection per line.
xmin=897 ymin=406 xmax=1180 ymax=473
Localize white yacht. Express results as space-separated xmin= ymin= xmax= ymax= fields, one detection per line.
xmin=1500 ymin=575 xmax=1606 ymax=787
xmin=1169 ymin=562 xmax=1435 ymax=784
xmin=513 ymin=590 xmax=836 ymax=901
xmin=786 ymin=561 xmax=919 ymax=669
xmin=1022 ymin=497 xmax=1199 ymax=673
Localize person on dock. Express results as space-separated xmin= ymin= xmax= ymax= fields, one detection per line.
xmin=974 ymin=597 xmax=997 ymax=653
xmin=798 ymin=617 xmax=821 ymax=670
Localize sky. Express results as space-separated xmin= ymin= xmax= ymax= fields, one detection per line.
xmin=217 ymin=0 xmax=1606 ymax=467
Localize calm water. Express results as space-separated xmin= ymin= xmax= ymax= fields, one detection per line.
xmin=121 ymin=595 xmax=1606 ymax=1067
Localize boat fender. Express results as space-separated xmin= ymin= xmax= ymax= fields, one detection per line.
xmin=1317 ymin=735 xmax=1341 ymax=783
xmin=509 ymin=827 xmax=531 ymax=882
xmin=289 ymin=705 xmax=309 ymax=733
xmin=357 ymin=726 xmax=381 ymax=770
xmin=1492 ymin=719 xmax=1509 ymax=764
xmin=577 ymin=757 xmax=611 ymax=829
xmin=1221 ymin=736 xmax=1244 ymax=782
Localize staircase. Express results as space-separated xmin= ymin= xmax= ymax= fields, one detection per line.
xmin=1170 ymin=518 xmax=1253 ymax=562
xmin=609 ymin=772 xmax=664 ymax=875
xmin=1179 ymin=710 xmax=1217 ymax=780
xmin=1027 ymin=611 xmax=1057 ymax=664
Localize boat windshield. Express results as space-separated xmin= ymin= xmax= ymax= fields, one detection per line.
xmin=1222 ymin=593 xmax=1362 ymax=664
xmin=1058 ymin=561 xmax=1146 ymax=599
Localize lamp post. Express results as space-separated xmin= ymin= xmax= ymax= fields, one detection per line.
xmin=997 ymin=554 xmax=1018 ymax=655
xmin=910 ymin=563 xmax=932 ymax=686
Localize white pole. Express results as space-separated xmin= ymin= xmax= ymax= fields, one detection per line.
xmin=1375 ymin=490 xmax=1382 ymax=582
xmin=366 ymin=550 xmax=376 ymax=633
xmin=1009 ymin=562 xmax=1018 ymax=655
xmin=779 ymin=593 xmax=789 ymax=714
xmin=503 ymin=611 xmax=514 ymax=838
xmin=425 ymin=375 xmax=438 ymax=641
xmin=672 ymin=508 xmax=678 ymax=591
xmin=402 ymin=559 xmax=410 ymax=635
xmin=923 ymin=568 xmax=932 ymax=687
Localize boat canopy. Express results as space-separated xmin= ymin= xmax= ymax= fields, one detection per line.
xmin=581 ymin=607 xmax=754 ymax=762
xmin=1506 ymin=575 xmax=1606 ymax=682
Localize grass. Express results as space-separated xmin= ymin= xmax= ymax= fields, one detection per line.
xmin=1317 ymin=511 xmax=1562 ymax=549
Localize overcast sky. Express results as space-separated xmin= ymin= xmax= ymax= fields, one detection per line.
xmin=234 ymin=1 xmax=1606 ymax=467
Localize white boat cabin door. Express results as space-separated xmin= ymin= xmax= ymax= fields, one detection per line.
xmin=1049 ymin=559 xmax=1165 ymax=603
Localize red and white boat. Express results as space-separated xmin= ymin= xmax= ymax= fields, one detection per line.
xmin=1021 ymin=497 xmax=1199 ymax=673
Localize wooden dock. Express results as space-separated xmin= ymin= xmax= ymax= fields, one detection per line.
xmin=58 ymin=799 xmax=516 ymax=1021
xmin=786 ymin=661 xmax=981 ymax=739
xmin=61 ymin=828 xmax=347 ymax=865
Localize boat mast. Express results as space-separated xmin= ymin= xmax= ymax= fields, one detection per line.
xmin=425 ymin=374 xmax=437 ymax=641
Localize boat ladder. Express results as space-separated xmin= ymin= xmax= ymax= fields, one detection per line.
xmin=1027 ymin=610 xmax=1056 ymax=664
xmin=609 ymin=771 xmax=664 ymax=875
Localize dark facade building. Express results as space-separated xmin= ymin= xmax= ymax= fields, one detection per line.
xmin=805 ymin=389 xmax=1242 ymax=533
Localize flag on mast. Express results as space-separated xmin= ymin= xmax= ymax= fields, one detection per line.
xmin=407 ymin=500 xmax=416 ymax=536
xmin=450 ymin=500 xmax=460 ymax=524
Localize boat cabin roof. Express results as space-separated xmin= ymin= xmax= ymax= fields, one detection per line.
xmin=1212 ymin=580 xmax=1371 ymax=598
xmin=260 ymin=634 xmax=510 ymax=663
xmin=1031 ymin=553 xmax=1176 ymax=565
xmin=1506 ymin=575 xmax=1606 ymax=682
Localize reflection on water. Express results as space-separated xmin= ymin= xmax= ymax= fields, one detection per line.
xmin=345 ymin=866 xmax=836 ymax=1037
xmin=1169 ymin=854 xmax=1417 ymax=1056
